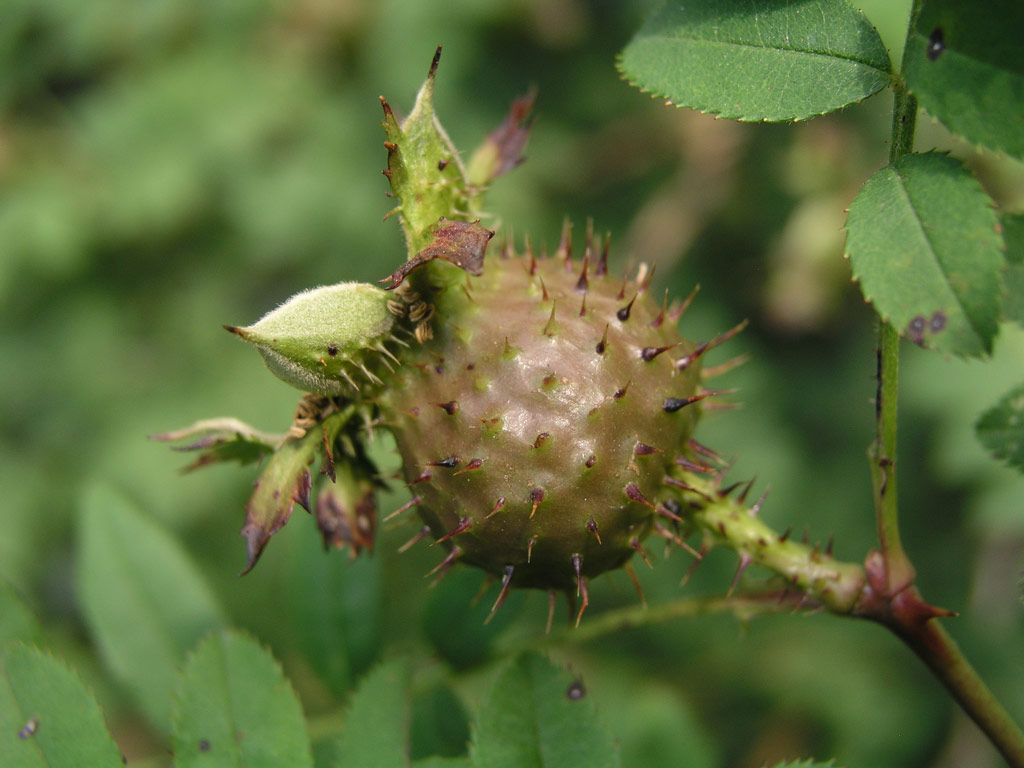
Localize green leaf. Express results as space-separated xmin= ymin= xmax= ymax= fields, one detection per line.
xmin=469 ymin=653 xmax=621 ymax=768
xmin=334 ymin=658 xmax=411 ymax=768
xmin=285 ymin=516 xmax=382 ymax=698
xmin=768 ymin=760 xmax=840 ymax=768
xmin=414 ymin=759 xmax=470 ymax=768
xmin=171 ymin=630 xmax=312 ymax=768
xmin=0 ymin=580 xmax=42 ymax=649
xmin=1002 ymin=213 xmax=1024 ymax=326
xmin=618 ymin=0 xmax=892 ymax=122
xmin=423 ymin=569 xmax=523 ymax=670
xmin=149 ymin=417 xmax=284 ymax=471
xmin=845 ymin=152 xmax=1004 ymax=357
xmin=904 ymin=0 xmax=1024 ymax=161
xmin=976 ymin=382 xmax=1024 ymax=472
xmin=410 ymin=684 xmax=470 ymax=762
xmin=77 ymin=483 xmax=225 ymax=730
xmin=0 ymin=644 xmax=124 ymax=767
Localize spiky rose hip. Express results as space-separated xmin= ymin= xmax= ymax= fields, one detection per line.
xmin=381 ymin=229 xmax=709 ymax=602
xmin=155 ymin=49 xmax=758 ymax=624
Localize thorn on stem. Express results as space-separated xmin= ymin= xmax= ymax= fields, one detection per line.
xmin=428 ymin=456 xmax=460 ymax=469
xmin=624 ymin=482 xmax=655 ymax=510
xmin=669 ymin=285 xmax=699 ymax=323
xmin=454 ymin=458 xmax=485 ymax=475
xmin=595 ymin=233 xmax=610 ymax=278
xmin=426 ymin=545 xmax=461 ymax=585
xmin=624 ymin=562 xmax=646 ymax=608
xmin=631 ymin=537 xmax=653 ymax=568
xmin=485 ymin=565 xmax=516 ymax=624
xmin=433 ymin=515 xmax=473 ymax=544
xmin=663 ymin=394 xmax=712 ymax=413
xmin=529 ymin=488 xmax=545 ymax=518
xmin=680 ymin=543 xmax=709 ymax=586
xmin=398 ymin=525 xmax=432 ymax=553
xmin=485 ymin=496 xmax=507 ymax=519
xmin=616 ymin=294 xmax=637 ymax=322
xmin=384 ymin=496 xmax=421 ymax=523
xmin=571 ymin=554 xmax=589 ymax=627
xmin=727 ymin=552 xmax=753 ymax=597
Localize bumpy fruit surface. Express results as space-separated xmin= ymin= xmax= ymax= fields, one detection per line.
xmin=160 ymin=51 xmax=734 ymax=611
xmin=380 ymin=244 xmax=703 ymax=593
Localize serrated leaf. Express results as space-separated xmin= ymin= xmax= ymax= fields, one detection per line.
xmin=77 ymin=483 xmax=225 ymax=730
xmin=171 ymin=630 xmax=311 ymax=768
xmin=410 ymin=684 xmax=470 ymax=762
xmin=904 ymin=0 xmax=1024 ymax=161
xmin=150 ymin=417 xmax=283 ymax=472
xmin=1002 ymin=213 xmax=1024 ymax=326
xmin=618 ymin=0 xmax=892 ymax=122
xmin=0 ymin=580 xmax=42 ymax=648
xmin=0 ymin=644 xmax=123 ymax=767
xmin=845 ymin=152 xmax=1004 ymax=357
xmin=976 ymin=382 xmax=1024 ymax=472
xmin=469 ymin=653 xmax=621 ymax=768
xmin=334 ymin=658 xmax=411 ymax=768
xmin=285 ymin=515 xmax=382 ymax=698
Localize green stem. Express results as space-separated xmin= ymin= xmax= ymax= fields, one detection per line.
xmin=896 ymin=617 xmax=1024 ymax=767
xmin=871 ymin=322 xmax=913 ymax=592
xmin=860 ymin=4 xmax=1024 ymax=763
xmin=507 ymin=593 xmax=806 ymax=652
xmin=872 ymin=0 xmax=920 ymax=601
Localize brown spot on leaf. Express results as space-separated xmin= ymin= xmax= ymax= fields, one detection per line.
xmin=927 ymin=27 xmax=945 ymax=61
xmin=18 ymin=717 xmax=39 ymax=740
xmin=566 ymin=680 xmax=586 ymax=700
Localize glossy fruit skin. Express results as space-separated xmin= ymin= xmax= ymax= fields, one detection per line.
xmin=380 ymin=250 xmax=702 ymax=592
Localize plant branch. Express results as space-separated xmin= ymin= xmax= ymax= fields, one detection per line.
xmin=853 ymin=554 xmax=1024 ymax=767
xmin=510 ymin=592 xmax=807 ymax=651
xmin=870 ymin=2 xmax=921 ymax=591
xmin=871 ymin=322 xmax=914 ymax=592
xmin=857 ymin=5 xmax=1024 ymax=762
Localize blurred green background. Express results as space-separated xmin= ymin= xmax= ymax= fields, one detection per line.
xmin=2 ymin=0 xmax=1023 ymax=766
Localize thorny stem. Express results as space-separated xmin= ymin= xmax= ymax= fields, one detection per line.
xmin=857 ymin=3 xmax=1024 ymax=763
xmin=675 ymin=471 xmax=866 ymax=612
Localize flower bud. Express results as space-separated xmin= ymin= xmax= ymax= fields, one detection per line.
xmin=226 ymin=282 xmax=397 ymax=396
